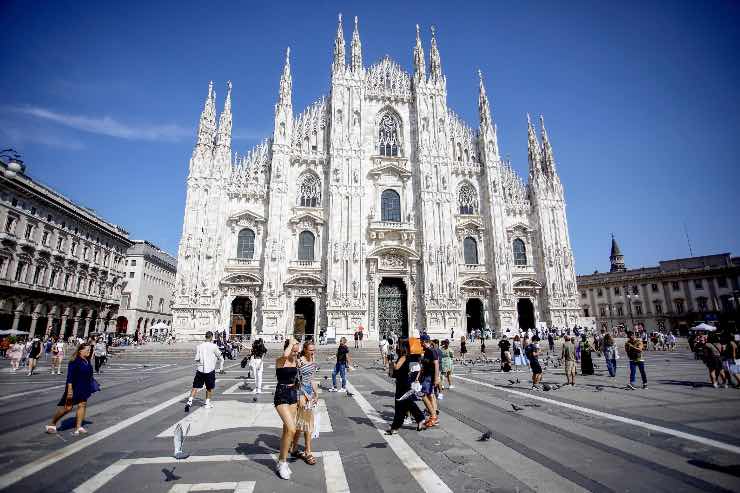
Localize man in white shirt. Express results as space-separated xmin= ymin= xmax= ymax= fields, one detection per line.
xmin=185 ymin=331 xmax=224 ymax=412
xmin=379 ymin=337 xmax=389 ymax=367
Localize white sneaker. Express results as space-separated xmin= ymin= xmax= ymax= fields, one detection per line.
xmin=329 ymin=387 xmax=338 ymax=392
xmin=448 ymin=385 xmax=455 ymax=389
xmin=204 ymin=401 xmax=214 ymax=409
xmin=256 ymin=389 xmax=262 ymax=394
xmin=338 ymin=388 xmax=347 ymax=393
xmin=277 ymin=461 xmax=291 ymax=480
xmin=251 ymin=389 xmax=258 ymax=394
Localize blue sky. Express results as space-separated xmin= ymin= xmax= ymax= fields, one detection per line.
xmin=1 ymin=0 xmax=738 ymax=274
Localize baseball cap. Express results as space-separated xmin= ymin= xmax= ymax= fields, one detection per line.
xmin=420 ymin=334 xmax=431 ymax=342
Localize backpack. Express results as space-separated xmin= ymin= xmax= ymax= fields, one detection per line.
xmin=408 ymin=338 xmax=423 ymax=355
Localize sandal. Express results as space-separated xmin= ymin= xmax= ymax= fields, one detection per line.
xmin=290 ymin=450 xmax=306 ymax=460
xmin=45 ymin=425 xmax=57 ymax=434
xmin=303 ymin=453 xmax=317 ymax=465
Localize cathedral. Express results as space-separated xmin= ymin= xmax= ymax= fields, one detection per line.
xmin=172 ymin=16 xmax=581 ymax=342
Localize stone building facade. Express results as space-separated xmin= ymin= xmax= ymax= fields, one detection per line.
xmin=0 ymin=160 xmax=131 ymax=338
xmin=118 ymin=240 xmax=177 ymax=336
xmin=577 ymin=237 xmax=740 ymax=334
xmin=173 ymin=17 xmax=581 ymax=341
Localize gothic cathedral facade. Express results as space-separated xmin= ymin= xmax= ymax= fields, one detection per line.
xmin=173 ymin=17 xmax=581 ymax=341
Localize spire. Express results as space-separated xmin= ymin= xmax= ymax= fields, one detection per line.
xmin=333 ymin=13 xmax=346 ymax=74
xmin=478 ymin=70 xmax=492 ymax=129
xmin=413 ymin=24 xmax=426 ymax=80
xmin=527 ymin=113 xmax=541 ymax=174
xmin=215 ymin=80 xmax=232 ymax=150
xmin=540 ymin=115 xmax=556 ymax=176
xmin=191 ymin=81 xmax=217 ymax=165
xmin=609 ymin=234 xmax=626 ymax=272
xmin=278 ymin=47 xmax=292 ymax=108
xmin=429 ymin=26 xmax=442 ymax=80
xmin=351 ymin=16 xmax=362 ymax=72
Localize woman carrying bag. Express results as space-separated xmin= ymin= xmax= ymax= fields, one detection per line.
xmin=46 ymin=343 xmax=99 ymax=435
xmin=290 ymin=341 xmax=319 ymax=465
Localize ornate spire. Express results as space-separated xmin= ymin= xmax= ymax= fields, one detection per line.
xmin=429 ymin=26 xmax=442 ymax=80
xmin=192 ymin=81 xmax=217 ymax=161
xmin=278 ymin=47 xmax=292 ymax=108
xmin=540 ymin=115 xmax=556 ymax=176
xmin=215 ymin=81 xmax=232 ymax=150
xmin=351 ymin=16 xmax=362 ymax=72
xmin=413 ymin=24 xmax=426 ymax=80
xmin=478 ymin=69 xmax=492 ymax=129
xmin=527 ymin=113 xmax=541 ymax=176
xmin=609 ymin=234 xmax=626 ymax=272
xmin=333 ymin=13 xmax=346 ymax=74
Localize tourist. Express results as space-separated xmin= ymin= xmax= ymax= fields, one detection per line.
xmin=353 ymin=330 xmax=359 ymax=349
xmin=7 ymin=337 xmax=23 ymax=372
xmin=703 ymin=334 xmax=724 ymax=388
xmin=93 ymin=337 xmax=107 ymax=374
xmin=720 ymin=333 xmax=739 ymax=388
xmin=386 ymin=340 xmax=426 ymax=434
xmin=512 ymin=335 xmax=525 ymax=371
xmin=459 ymin=335 xmax=467 ymax=361
xmin=51 ymin=337 xmax=65 ymax=375
xmin=625 ymin=331 xmax=647 ymax=389
xmin=498 ymin=335 xmax=511 ymax=372
xmin=379 ymin=337 xmax=389 ymax=368
xmin=668 ymin=332 xmax=677 ymax=351
xmin=184 ymin=331 xmax=224 ymax=412
xmin=526 ymin=336 xmax=543 ymax=390
xmin=417 ymin=334 xmax=439 ymax=427
xmin=274 ymin=337 xmax=300 ymax=480
xmin=249 ymin=338 xmax=267 ymax=394
xmin=480 ymin=337 xmax=486 ymax=357
xmin=45 ymin=342 xmax=97 ymax=435
xmin=580 ymin=334 xmax=594 ymax=376
xmin=291 ymin=340 xmax=319 ymax=466
xmin=43 ymin=337 xmax=52 ymax=360
xmin=560 ymin=335 xmax=576 ymax=386
xmin=358 ymin=324 xmax=365 ymax=348
xmin=602 ymin=333 xmax=618 ymax=377
xmin=548 ymin=332 xmax=555 ymax=353
xmin=440 ymin=339 xmax=454 ymax=389
xmin=26 ymin=338 xmax=42 ymax=376
xmin=330 ymin=337 xmax=351 ymax=392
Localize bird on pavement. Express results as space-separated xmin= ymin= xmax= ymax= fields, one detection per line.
xmin=508 ymin=379 xmax=516 ymax=385
xmin=542 ymin=383 xmax=552 ymax=391
xmin=595 ymin=385 xmax=604 ymax=392
xmin=511 ymin=404 xmax=525 ymax=412
xmin=478 ymin=430 xmax=493 ymax=441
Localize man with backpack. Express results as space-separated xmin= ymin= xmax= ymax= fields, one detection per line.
xmin=416 ymin=334 xmax=439 ymax=427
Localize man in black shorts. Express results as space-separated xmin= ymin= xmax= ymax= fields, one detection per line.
xmin=185 ymin=331 xmax=224 ymax=412
xmin=526 ymin=336 xmax=543 ymax=390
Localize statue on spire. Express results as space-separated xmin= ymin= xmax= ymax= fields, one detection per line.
xmin=540 ymin=114 xmax=556 ymax=176
xmin=478 ymin=69 xmax=492 ymax=128
xmin=333 ymin=13 xmax=346 ymax=74
xmin=351 ymin=16 xmax=362 ymax=72
xmin=215 ymin=81 xmax=233 ymax=165
xmin=278 ymin=47 xmax=292 ymax=108
xmin=429 ymin=26 xmax=442 ymax=80
xmin=527 ymin=113 xmax=542 ymax=175
xmin=413 ymin=24 xmax=426 ymax=80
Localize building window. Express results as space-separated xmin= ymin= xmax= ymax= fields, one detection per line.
xmin=159 ymin=298 xmax=164 ymax=312
xmin=697 ymin=297 xmax=709 ymax=312
xmin=599 ymin=306 xmax=606 ymax=317
xmin=76 ymin=277 xmax=83 ymax=291
xmin=597 ymin=288 xmax=603 ymax=297
xmin=88 ymin=279 xmax=94 ymax=293
xmin=131 ymin=259 xmax=136 ymax=266
xmin=129 ymin=272 xmax=135 ymax=278
xmin=631 ymin=285 xmax=639 ymax=295
xmin=651 ymin=283 xmax=658 ymax=292
xmin=33 ymin=265 xmax=43 ymax=284
xmin=297 ymin=173 xmax=321 ymax=208
xmin=378 ymin=112 xmax=401 ymax=157
xmin=616 ymin=304 xmax=624 ymax=316
xmin=147 ymin=295 xmax=153 ymax=310
xmin=458 ymin=184 xmax=478 ymax=215
xmin=672 ymin=281 xmax=680 ymax=291
xmin=634 ymin=304 xmax=643 ymax=315
xmin=298 ymin=231 xmax=315 ymax=261
xmin=237 ymin=228 xmax=255 ymax=259
xmin=49 ymin=269 xmax=58 ymax=288
xmin=584 ymin=307 xmax=590 ymax=317
xmin=56 ymin=237 xmax=64 ymax=251
xmin=14 ymin=262 xmax=26 ymax=282
xmin=24 ymin=223 xmax=34 ymax=239
xmin=654 ymin=301 xmax=663 ymax=314
xmin=717 ymin=277 xmax=727 ymax=288
xmin=63 ymin=273 xmax=71 ymax=290
xmin=121 ymin=294 xmax=130 ymax=309
xmin=380 ymin=189 xmax=401 ymax=222
xmin=694 ymin=279 xmax=703 ymax=290
xmin=41 ymin=230 xmax=50 ymax=246
xmin=83 ymin=246 xmax=89 ymax=260
xmin=463 ymin=237 xmax=479 ymax=265
xmin=11 ymin=198 xmax=17 ymax=207
xmin=4 ymin=216 xmax=17 ymax=233
xmin=614 ymin=286 xmax=620 ymax=295
xmin=71 ymin=242 xmax=78 ymax=256
xmin=513 ymin=239 xmax=527 ymax=266
xmin=675 ymin=299 xmax=685 ymax=314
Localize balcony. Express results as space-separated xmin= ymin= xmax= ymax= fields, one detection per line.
xmin=367 ymin=220 xmax=416 ymax=243
xmin=225 ymin=257 xmax=260 ymax=272
xmin=288 ymin=260 xmax=321 ymax=272
xmin=460 ymin=263 xmax=487 ymax=274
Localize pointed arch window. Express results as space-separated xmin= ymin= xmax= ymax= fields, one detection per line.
xmin=458 ymin=184 xmax=478 ymax=215
xmin=297 ymin=173 xmax=321 ymax=207
xmin=463 ymin=237 xmax=478 ymax=265
xmin=237 ymin=228 xmax=255 ymax=259
xmin=513 ymin=238 xmax=527 ymax=266
xmin=298 ymin=231 xmax=315 ymax=261
xmin=378 ymin=112 xmax=401 ymax=157
xmin=381 ymin=189 xmax=401 ymax=222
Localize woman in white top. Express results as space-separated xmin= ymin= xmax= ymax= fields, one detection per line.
xmin=51 ymin=337 xmax=65 ymax=375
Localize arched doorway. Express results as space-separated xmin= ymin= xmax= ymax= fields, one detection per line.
xmin=517 ymin=298 xmax=535 ymax=331
xmin=465 ymin=298 xmax=484 ymax=334
xmin=378 ymin=278 xmax=408 ymax=340
xmin=116 ymin=316 xmax=128 ymax=334
xmin=231 ymin=297 xmax=253 ymax=339
xmin=294 ymin=297 xmax=315 ymax=339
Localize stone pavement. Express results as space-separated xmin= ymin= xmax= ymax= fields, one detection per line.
xmin=0 ymin=341 xmax=738 ymax=492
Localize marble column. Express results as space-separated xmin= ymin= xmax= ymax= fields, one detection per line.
xmin=30 ymin=314 xmax=39 ymax=338
xmin=60 ymin=315 xmax=68 ymax=338
xmin=11 ymin=311 xmax=21 ymax=331
xmin=83 ymin=317 xmax=91 ymax=337
xmin=72 ymin=317 xmax=80 ymax=338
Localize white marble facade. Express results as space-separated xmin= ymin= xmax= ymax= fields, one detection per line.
xmin=173 ymin=17 xmax=581 ymax=342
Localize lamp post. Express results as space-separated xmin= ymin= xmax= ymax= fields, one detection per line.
xmin=0 ymin=149 xmax=25 ymax=177
xmin=97 ymin=284 xmax=109 ymax=334
xmin=625 ymin=285 xmax=639 ymax=332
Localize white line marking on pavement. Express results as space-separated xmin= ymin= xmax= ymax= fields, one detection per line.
xmin=346 ymin=381 xmax=453 ymax=493
xmin=455 ymin=375 xmax=740 ymax=455
xmin=168 ymin=481 xmax=256 ymax=493
xmin=0 ymin=385 xmax=65 ymax=401
xmin=322 ymin=450 xmax=351 ymax=493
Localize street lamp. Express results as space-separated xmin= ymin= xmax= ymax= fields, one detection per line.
xmin=625 ymin=285 xmax=639 ymax=331
xmin=0 ymin=149 xmax=25 ymax=178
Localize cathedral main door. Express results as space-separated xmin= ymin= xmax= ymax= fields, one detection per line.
xmin=377 ymin=278 xmax=408 ymax=340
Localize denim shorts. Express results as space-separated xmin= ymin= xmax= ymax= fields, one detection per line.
xmin=420 ymin=376 xmax=434 ymax=396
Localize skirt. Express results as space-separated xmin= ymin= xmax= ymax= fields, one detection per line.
xmin=723 ymin=359 xmax=739 ymax=374
xmin=441 ymin=358 xmax=453 ymax=373
xmin=295 ymin=396 xmax=315 ymax=433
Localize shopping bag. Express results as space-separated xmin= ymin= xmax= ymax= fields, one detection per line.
xmin=312 ymin=412 xmax=321 ymax=439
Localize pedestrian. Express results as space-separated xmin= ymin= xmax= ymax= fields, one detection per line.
xmin=353 ymin=330 xmax=359 ymax=349
xmin=440 ymin=339 xmax=454 ymax=389
xmin=624 ymin=331 xmax=648 ymax=390
xmin=703 ymin=334 xmax=724 ymax=388
xmin=512 ymin=335 xmax=525 ymax=371
xmin=459 ymin=335 xmax=467 ymax=361
xmin=51 ymin=337 xmax=65 ymax=375
xmin=43 ymin=337 xmax=52 ymax=361
xmin=379 ymin=337 xmax=389 ymax=368
xmin=559 ymin=335 xmax=576 ymax=386
xmin=548 ymin=332 xmax=555 ymax=353
xmin=720 ymin=333 xmax=739 ymax=388
xmin=45 ymin=342 xmax=98 ymax=435
xmin=416 ymin=334 xmax=439 ymax=428
xmin=358 ymin=324 xmax=365 ymax=348
xmin=26 ymin=338 xmax=42 ymax=376
xmin=8 ymin=337 xmax=23 ymax=372
xmin=274 ymin=337 xmax=300 ymax=480
xmin=330 ymin=337 xmax=352 ymax=392
xmin=498 ymin=335 xmax=511 ymax=372
xmin=386 ymin=340 xmax=426 ymax=434
xmin=249 ymin=338 xmax=267 ymax=394
xmin=526 ymin=336 xmax=543 ymax=390
xmin=602 ymin=333 xmax=618 ymax=377
xmin=291 ymin=340 xmax=319 ymax=466
xmin=184 ymin=331 xmax=224 ymax=412
xmin=93 ymin=337 xmax=107 ymax=374
xmin=580 ymin=334 xmax=594 ymax=375
xmin=480 ymin=337 xmax=486 ymax=357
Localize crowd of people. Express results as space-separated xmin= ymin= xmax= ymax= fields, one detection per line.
xmin=1 ymin=334 xmax=109 ymax=376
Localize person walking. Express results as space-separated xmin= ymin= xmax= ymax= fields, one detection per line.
xmin=379 ymin=337 xmax=390 ymax=368
xmin=8 ymin=338 xmax=23 ymax=372
xmin=51 ymin=337 xmax=65 ymax=375
xmin=512 ymin=335 xmax=525 ymax=371
xmin=386 ymin=341 xmax=426 ymax=434
xmin=459 ymin=335 xmax=467 ymax=361
xmin=353 ymin=330 xmax=359 ymax=349
xmin=440 ymin=339 xmax=454 ymax=389
xmin=248 ymin=338 xmax=267 ymax=394
xmin=184 ymin=331 xmax=224 ymax=412
xmin=26 ymin=339 xmax=42 ymax=376
xmin=274 ymin=337 xmax=300 ymax=480
xmin=625 ymin=331 xmax=648 ymax=389
xmin=703 ymin=334 xmax=724 ymax=388
xmin=548 ymin=332 xmax=555 ymax=353
xmin=602 ymin=333 xmax=618 ymax=377
xmin=417 ymin=334 xmax=439 ymax=428
xmin=720 ymin=334 xmax=739 ymax=388
xmin=330 ymin=337 xmax=352 ymax=392
xmin=526 ymin=337 xmax=543 ymax=390
xmin=45 ymin=343 xmax=97 ymax=435
xmin=358 ymin=325 xmax=365 ymax=348
xmin=290 ymin=341 xmax=319 ymax=466
xmin=93 ymin=337 xmax=107 ymax=374
xmin=580 ymin=334 xmax=594 ymax=376
xmin=560 ymin=335 xmax=577 ymax=386
xmin=499 ymin=335 xmax=512 ymax=372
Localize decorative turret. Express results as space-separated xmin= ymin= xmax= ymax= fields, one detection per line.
xmin=527 ymin=113 xmax=541 ymax=180
xmin=189 ymin=81 xmax=217 ymax=175
xmin=429 ymin=26 xmax=442 ymax=81
xmin=278 ymin=47 xmax=292 ymax=109
xmin=274 ymin=47 xmax=293 ymax=148
xmin=351 ymin=16 xmax=362 ymax=72
xmin=478 ymin=70 xmax=499 ymax=160
xmin=609 ymin=234 xmax=626 ymax=272
xmin=413 ymin=24 xmax=426 ymax=81
xmin=540 ymin=115 xmax=556 ymax=177
xmin=213 ymin=81 xmax=233 ymax=173
xmin=478 ymin=70 xmax=492 ymax=129
xmin=333 ymin=14 xmax=346 ymax=74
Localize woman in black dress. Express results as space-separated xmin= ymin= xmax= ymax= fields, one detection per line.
xmin=46 ymin=343 xmax=96 ymax=434
xmin=26 ymin=339 xmax=42 ymax=376
xmin=459 ymin=336 xmax=467 ymax=361
xmin=580 ymin=334 xmax=594 ymax=375
xmin=386 ymin=341 xmax=425 ymax=434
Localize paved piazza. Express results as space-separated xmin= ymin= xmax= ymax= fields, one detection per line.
xmin=0 ymin=341 xmax=739 ymax=493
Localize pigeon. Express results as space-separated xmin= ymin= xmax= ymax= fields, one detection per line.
xmin=524 ymin=403 xmax=541 ymax=407
xmin=508 ymin=379 xmax=516 ymax=385
xmin=478 ymin=430 xmax=493 ymax=441
xmin=252 ymin=396 xmax=258 ymax=402
xmin=542 ymin=383 xmax=552 ymax=391
xmin=595 ymin=385 xmax=604 ymax=392
xmin=511 ymin=404 xmax=525 ymax=412
xmin=516 ymin=378 xmax=520 ymax=384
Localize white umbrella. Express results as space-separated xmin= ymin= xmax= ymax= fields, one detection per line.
xmin=690 ymin=323 xmax=716 ymax=332
xmin=150 ymin=322 xmax=169 ymax=330
xmin=0 ymin=328 xmax=30 ymax=336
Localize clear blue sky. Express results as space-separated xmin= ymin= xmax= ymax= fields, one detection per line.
xmin=1 ymin=0 xmax=738 ymax=274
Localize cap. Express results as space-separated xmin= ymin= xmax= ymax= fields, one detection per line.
xmin=420 ymin=334 xmax=431 ymax=342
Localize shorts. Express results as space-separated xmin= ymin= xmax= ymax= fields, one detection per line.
xmin=565 ymin=360 xmax=576 ymax=376
xmin=274 ymin=384 xmax=298 ymax=407
xmin=530 ymin=360 xmax=542 ymax=375
xmin=302 ymin=382 xmax=315 ymax=399
xmin=723 ymin=360 xmax=739 ymax=374
xmin=705 ymin=357 xmax=723 ymax=372
xmin=192 ymin=370 xmax=216 ymax=391
xmin=420 ymin=376 xmax=434 ymax=396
